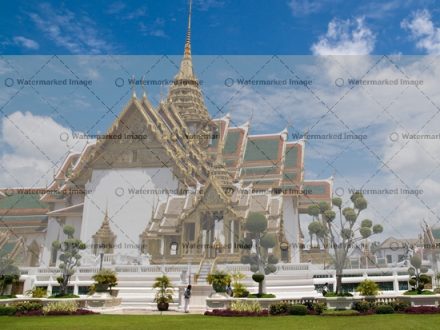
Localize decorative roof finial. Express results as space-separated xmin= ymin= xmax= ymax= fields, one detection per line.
xmin=159 ymin=84 xmax=164 ymax=103
xmin=141 ymin=75 xmax=147 ymax=99
xmin=184 ymin=0 xmax=192 ymax=57
xmin=131 ymin=75 xmax=137 ymax=99
xmin=247 ymin=110 xmax=254 ymax=127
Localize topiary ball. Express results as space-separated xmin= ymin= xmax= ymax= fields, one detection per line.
xmin=252 ymin=273 xmax=265 ymax=283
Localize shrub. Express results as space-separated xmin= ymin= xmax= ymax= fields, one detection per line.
xmin=312 ymin=302 xmax=327 ymax=315
xmin=252 ymin=273 xmax=265 ymax=283
xmin=43 ymin=301 xmax=78 ymax=315
xmin=288 ymin=304 xmax=308 ymax=316
xmin=404 ymin=306 xmax=440 ymax=314
xmin=231 ymin=272 xmax=248 ymax=297
xmin=233 ymin=283 xmax=249 ymax=298
xmin=230 ymin=300 xmax=262 ymax=313
xmin=408 ymin=255 xmax=431 ymax=293
xmin=269 ymin=302 xmax=290 ymax=315
xmin=352 ymin=300 xmax=373 ymax=312
xmin=389 ymin=299 xmax=411 ymax=312
xmin=207 ymin=271 xmax=231 ymax=293
xmin=14 ymin=309 xmax=43 ymax=317
xmin=356 ymin=279 xmax=380 ymax=296
xmin=375 ymin=304 xmax=394 ymax=314
xmin=0 ymin=306 xmax=17 ymax=316
xmin=92 ymin=269 xmax=118 ymax=290
xmin=74 ymin=309 xmax=98 ymax=315
xmin=25 ymin=287 xmax=47 ymax=298
xmin=14 ymin=301 xmax=43 ymax=313
xmin=403 ymin=289 xmax=434 ymax=295
xmin=205 ymin=309 xmax=268 ymax=317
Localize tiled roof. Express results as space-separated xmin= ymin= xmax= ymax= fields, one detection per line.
xmin=0 ymin=194 xmax=48 ymax=210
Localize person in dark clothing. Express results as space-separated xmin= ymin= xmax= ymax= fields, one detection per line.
xmin=322 ymin=282 xmax=329 ymax=296
xmin=183 ymin=285 xmax=192 ymax=313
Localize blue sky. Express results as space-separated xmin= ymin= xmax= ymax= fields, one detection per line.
xmin=1 ymin=0 xmax=440 ymax=55
xmin=2 ymin=1 xmax=440 ymax=239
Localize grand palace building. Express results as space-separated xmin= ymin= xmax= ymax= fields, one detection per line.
xmin=0 ymin=4 xmax=332 ymax=271
xmin=2 ymin=4 xmax=435 ymax=304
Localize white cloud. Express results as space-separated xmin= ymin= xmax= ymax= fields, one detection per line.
xmin=202 ymin=55 xmax=440 ymax=237
xmin=288 ymin=0 xmax=327 ymax=16
xmin=311 ymin=17 xmax=375 ymax=55
xmin=29 ymin=3 xmax=114 ymax=54
xmin=401 ymin=9 xmax=440 ymax=55
xmin=13 ymin=36 xmax=39 ymax=50
xmin=0 ymin=111 xmax=89 ymax=187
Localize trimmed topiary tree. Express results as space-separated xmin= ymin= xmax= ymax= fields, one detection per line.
xmin=0 ymin=256 xmax=20 ymax=296
xmin=243 ymin=212 xmax=279 ymax=294
xmin=308 ymin=193 xmax=383 ymax=294
xmin=52 ymin=225 xmax=86 ymax=296
xmin=408 ymin=255 xmax=430 ymax=293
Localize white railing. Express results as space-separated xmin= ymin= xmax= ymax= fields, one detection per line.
xmin=220 ymin=264 xmax=250 ymax=272
xmin=141 ymin=266 xmax=162 ymax=272
xmin=279 ymin=264 xmax=309 ymax=271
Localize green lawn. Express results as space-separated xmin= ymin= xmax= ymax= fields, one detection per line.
xmin=2 ymin=314 xmax=440 ymax=330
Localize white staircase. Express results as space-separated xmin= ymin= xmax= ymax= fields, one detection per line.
xmin=197 ymin=260 xmax=212 ymax=283
xmin=116 ymin=273 xmax=181 ymax=308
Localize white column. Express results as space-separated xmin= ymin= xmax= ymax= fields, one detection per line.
xmin=230 ymin=221 xmax=235 ymax=254
xmin=393 ymin=271 xmax=399 ymax=293
xmin=160 ymin=238 xmax=164 ymax=255
xmin=202 ymin=230 xmax=206 ymax=254
xmin=282 ymin=196 xmax=299 ymax=263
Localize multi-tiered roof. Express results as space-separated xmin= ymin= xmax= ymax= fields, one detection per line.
xmin=43 ymin=1 xmax=332 ymax=243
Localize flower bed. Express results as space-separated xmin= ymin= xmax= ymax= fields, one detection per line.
xmin=404 ymin=306 xmax=440 ymax=314
xmin=0 ymin=300 xmax=99 ymax=317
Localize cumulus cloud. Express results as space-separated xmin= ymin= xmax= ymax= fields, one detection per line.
xmin=401 ymin=9 xmax=440 ymax=55
xmin=29 ymin=3 xmax=114 ymax=54
xmin=311 ymin=17 xmax=375 ymax=55
xmin=0 ymin=111 xmax=89 ymax=187
xmin=201 ymin=54 xmax=440 ymax=237
xmin=13 ymin=36 xmax=39 ymax=50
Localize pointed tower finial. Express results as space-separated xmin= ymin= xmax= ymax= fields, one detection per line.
xmin=185 ymin=0 xmax=192 ymax=57
xmin=141 ymin=75 xmax=147 ymax=99
xmin=104 ymin=199 xmax=109 ymax=222
xmin=131 ymin=75 xmax=137 ymax=99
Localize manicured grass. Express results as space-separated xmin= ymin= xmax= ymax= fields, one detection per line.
xmin=2 ymin=314 xmax=440 ymax=330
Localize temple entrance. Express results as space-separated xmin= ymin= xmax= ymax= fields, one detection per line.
xmin=200 ymin=211 xmax=224 ymax=259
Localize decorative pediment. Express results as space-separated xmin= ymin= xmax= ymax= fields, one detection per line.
xmin=202 ymin=184 xmax=226 ymax=206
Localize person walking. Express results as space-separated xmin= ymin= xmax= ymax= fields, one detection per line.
xmin=226 ymin=282 xmax=233 ymax=297
xmin=322 ymin=282 xmax=329 ymax=296
xmin=183 ymin=285 xmax=192 ymax=313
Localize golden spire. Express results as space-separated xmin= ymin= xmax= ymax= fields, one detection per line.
xmin=167 ymin=0 xmax=210 ymax=136
xmin=184 ymin=0 xmax=192 ymax=57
